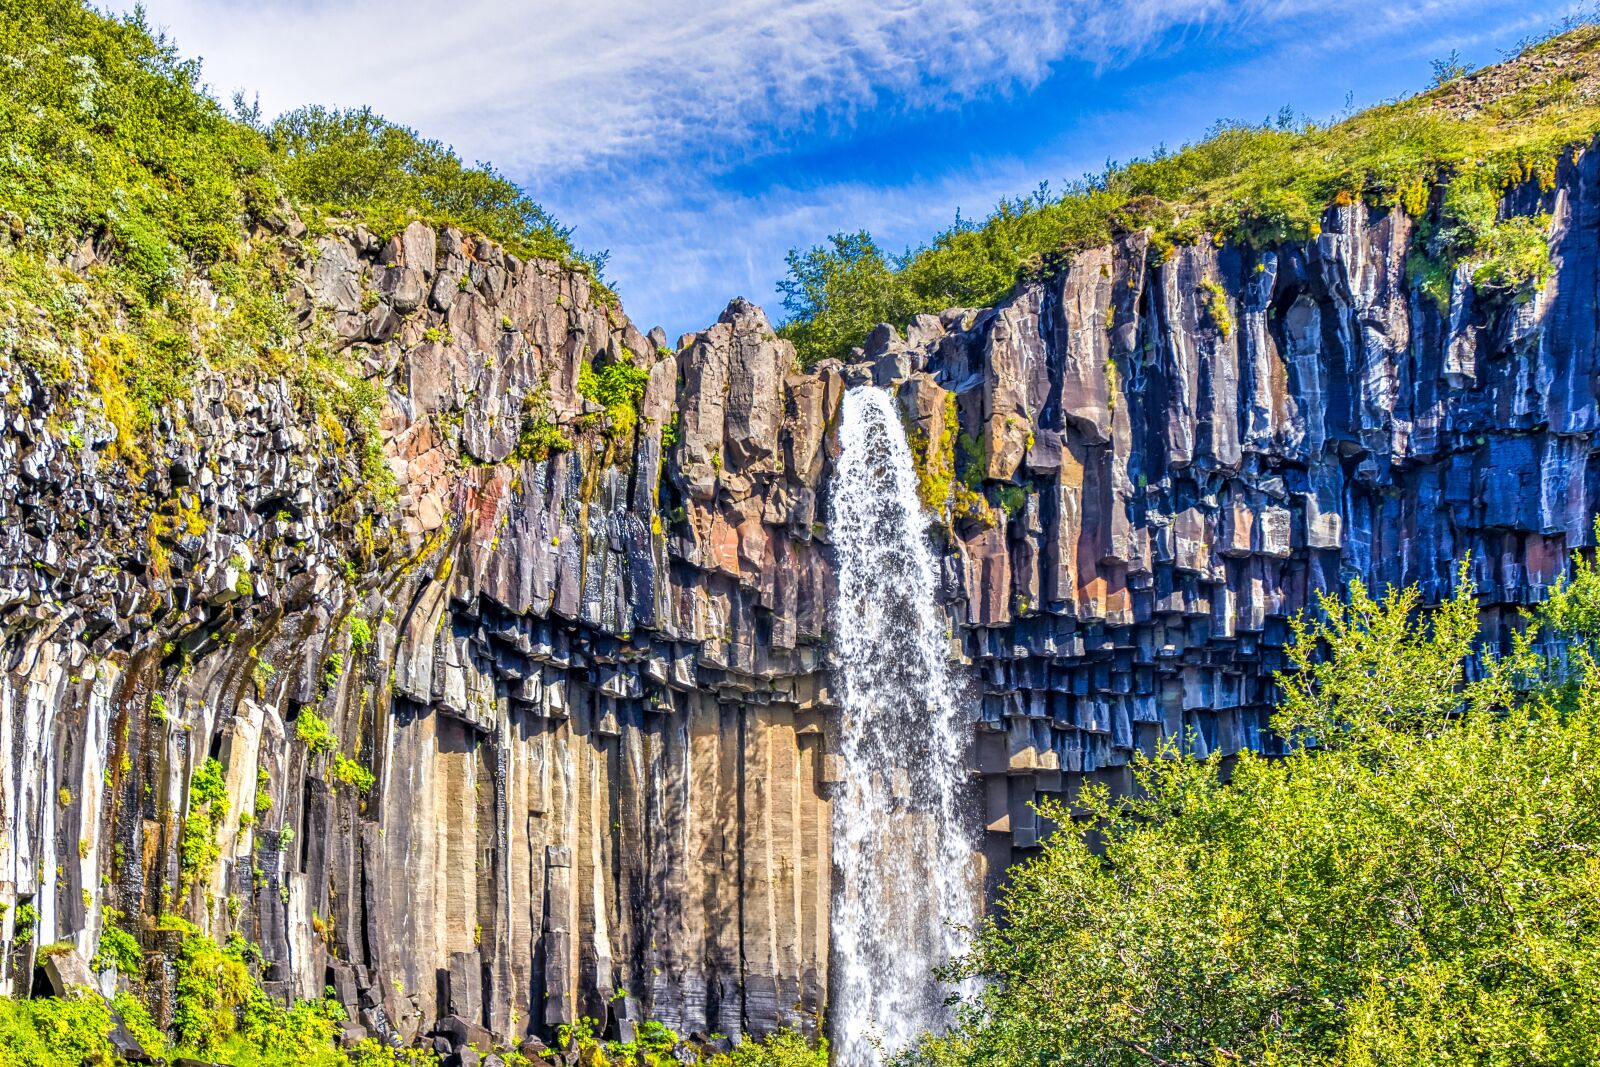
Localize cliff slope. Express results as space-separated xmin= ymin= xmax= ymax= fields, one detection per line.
xmin=3 ymin=7 xmax=1600 ymax=1061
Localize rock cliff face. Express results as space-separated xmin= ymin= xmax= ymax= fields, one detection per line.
xmin=3 ymin=138 xmax=1597 ymax=1048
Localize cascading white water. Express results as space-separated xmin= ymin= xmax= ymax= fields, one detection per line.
xmin=828 ymin=386 xmax=979 ymax=1067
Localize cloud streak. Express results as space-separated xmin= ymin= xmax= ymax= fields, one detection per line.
xmin=129 ymin=0 xmax=1318 ymax=175
xmin=121 ymin=0 xmax=1552 ymax=332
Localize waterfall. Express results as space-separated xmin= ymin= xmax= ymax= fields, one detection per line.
xmin=828 ymin=386 xmax=979 ymax=1067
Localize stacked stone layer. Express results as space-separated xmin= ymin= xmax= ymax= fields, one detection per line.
xmin=1 ymin=141 xmax=1596 ymax=1046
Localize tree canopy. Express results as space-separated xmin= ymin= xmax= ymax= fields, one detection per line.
xmin=896 ymin=552 xmax=1600 ymax=1067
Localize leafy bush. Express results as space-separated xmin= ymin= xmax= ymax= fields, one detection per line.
xmin=296 ymin=710 xmax=337 ymax=755
xmin=178 ymin=757 xmax=229 ymax=892
xmin=331 ymin=753 xmax=375 ymax=795
xmin=777 ymin=230 xmax=920 ymax=365
xmin=898 ymin=550 xmax=1600 ymax=1067
xmin=10 ymin=904 xmax=35 ymax=947
xmin=578 ymin=350 xmax=651 ymax=441
xmin=268 ymin=105 xmax=604 ymax=279
xmin=0 ymin=992 xmax=117 ymax=1067
xmin=0 ymin=0 xmax=275 ymax=296
xmin=347 ymin=617 xmax=373 ymax=654
xmin=699 ymin=1029 xmax=828 ymax=1067
xmin=89 ymin=909 xmax=143 ymax=976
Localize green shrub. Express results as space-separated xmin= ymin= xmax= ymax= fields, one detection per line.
xmin=577 ymin=351 xmax=651 ymax=441
xmin=347 ymin=617 xmax=373 ymax=654
xmin=178 ymin=757 xmax=229 ymax=892
xmin=899 ymin=549 xmax=1600 ymax=1067
xmin=111 ymin=991 xmax=164 ymax=1057
xmin=0 ymin=991 xmax=117 ymax=1067
xmin=11 ymin=904 xmax=36 ymax=947
xmin=295 ymin=710 xmax=337 ymax=755
xmin=996 ymin=485 xmax=1027 ymax=518
xmin=777 ymin=230 xmax=920 ymax=365
xmin=515 ymin=399 xmax=573 ymax=462
xmin=711 ymin=1029 xmax=829 ymax=1067
xmin=1198 ymin=276 xmax=1232 ymax=337
xmin=322 ymin=653 xmax=344 ymax=691
xmin=89 ymin=911 xmax=142 ymax=976
xmin=331 ymin=754 xmax=375 ymax=795
xmin=170 ymin=930 xmax=255 ymax=1053
xmin=348 ymin=1039 xmax=442 ymax=1066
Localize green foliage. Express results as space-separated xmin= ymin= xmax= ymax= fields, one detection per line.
xmin=550 ymin=1018 xmax=826 ymax=1067
xmin=254 ymin=658 xmax=277 ymax=696
xmin=255 ymin=769 xmax=274 ymax=820
xmin=556 ymin=1015 xmax=605 ymax=1056
xmin=90 ymin=910 xmax=143 ymax=976
xmin=331 ymin=753 xmax=375 ymax=795
xmin=778 ymin=25 xmax=1600 ymax=364
xmin=112 ymin=990 xmax=164 ymax=1056
xmin=0 ymin=0 xmax=275 ymax=296
xmin=268 ymin=105 xmax=605 ymax=280
xmin=777 ymin=230 xmax=920 ymax=365
xmin=578 ymin=350 xmax=651 ymax=441
xmin=1198 ymin=276 xmax=1233 ymax=337
xmin=171 ymin=929 xmax=255 ymax=1053
xmin=0 ymin=992 xmax=117 ymax=1067
xmin=11 ymin=904 xmax=36 ymax=946
xmin=709 ymin=1029 xmax=829 ymax=1067
xmin=602 ymin=1015 xmax=680 ymax=1064
xmin=907 ymin=392 xmax=959 ymax=518
xmin=322 ymin=653 xmax=344 ymax=691
xmin=515 ymin=397 xmax=574 ymax=462
xmin=179 ymin=757 xmax=229 ymax=892
xmin=169 ymin=928 xmax=351 ymax=1065
xmin=296 ymin=710 xmax=337 ymax=755
xmin=995 ymin=485 xmax=1027 ymax=518
xmin=899 ymin=550 xmax=1600 ymax=1067
xmin=1430 ymin=49 xmax=1473 ymax=87
xmin=347 ymin=616 xmax=373 ymax=654
xmin=348 ymin=1039 xmax=441 ymax=1066
xmin=1471 ymin=213 xmax=1555 ymax=291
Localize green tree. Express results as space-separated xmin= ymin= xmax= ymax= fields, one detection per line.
xmin=899 ymin=552 xmax=1600 ymax=1067
xmin=777 ymin=230 xmax=917 ymax=365
xmin=269 ymin=105 xmax=604 ymax=276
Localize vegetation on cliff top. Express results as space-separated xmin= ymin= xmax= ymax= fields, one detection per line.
xmin=895 ymin=546 xmax=1600 ymax=1067
xmin=0 ymin=0 xmax=604 ymax=486
xmin=780 ymin=17 xmax=1600 ymax=364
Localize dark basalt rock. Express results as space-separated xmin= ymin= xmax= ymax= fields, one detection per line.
xmin=2 ymin=141 xmax=1597 ymax=1052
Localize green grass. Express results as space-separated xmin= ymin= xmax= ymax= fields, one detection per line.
xmin=779 ymin=21 xmax=1600 ymax=364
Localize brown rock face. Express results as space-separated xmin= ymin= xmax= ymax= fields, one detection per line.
xmin=3 ymin=142 xmax=1600 ymax=1050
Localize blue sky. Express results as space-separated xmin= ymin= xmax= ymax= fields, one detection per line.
xmin=123 ymin=0 xmax=1579 ymax=338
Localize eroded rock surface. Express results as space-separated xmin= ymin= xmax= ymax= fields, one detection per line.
xmin=3 ymin=144 xmax=1599 ymax=1048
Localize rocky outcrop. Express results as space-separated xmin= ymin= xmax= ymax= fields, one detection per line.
xmin=3 ymin=138 xmax=1599 ymax=1052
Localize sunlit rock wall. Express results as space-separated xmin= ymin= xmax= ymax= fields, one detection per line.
xmin=3 ymin=137 xmax=1597 ymax=1048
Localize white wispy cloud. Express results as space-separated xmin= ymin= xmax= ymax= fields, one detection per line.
xmin=118 ymin=0 xmax=1558 ymax=332
xmin=127 ymin=0 xmax=1317 ymax=177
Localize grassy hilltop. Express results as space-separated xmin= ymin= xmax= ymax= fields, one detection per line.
xmin=778 ymin=19 xmax=1600 ymax=364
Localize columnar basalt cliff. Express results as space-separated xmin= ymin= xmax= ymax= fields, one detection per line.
xmin=3 ymin=135 xmax=1598 ymax=1053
